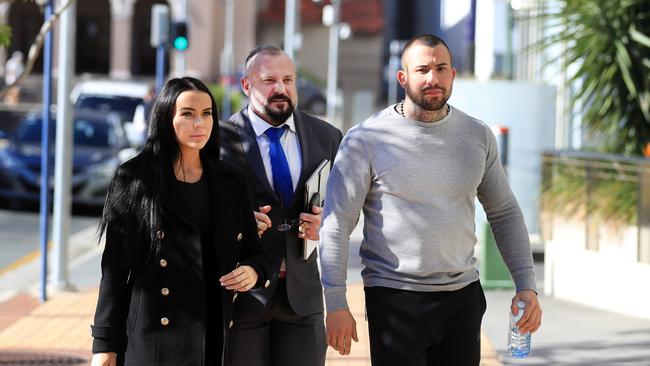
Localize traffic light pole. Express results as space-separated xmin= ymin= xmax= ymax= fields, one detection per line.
xmin=175 ymin=0 xmax=187 ymax=76
xmin=156 ymin=45 xmax=166 ymax=94
xmin=151 ymin=4 xmax=170 ymax=94
xmin=52 ymin=0 xmax=76 ymax=291
xmin=39 ymin=0 xmax=54 ymax=302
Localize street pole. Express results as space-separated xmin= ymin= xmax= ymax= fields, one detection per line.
xmin=465 ymin=0 xmax=477 ymax=75
xmin=175 ymin=0 xmax=187 ymax=76
xmin=52 ymin=0 xmax=76 ymax=290
xmin=155 ymin=45 xmax=166 ymax=94
xmin=39 ymin=0 xmax=54 ymax=302
xmin=221 ymin=0 xmax=234 ymax=121
xmin=387 ymin=40 xmax=404 ymax=106
xmin=326 ymin=0 xmax=340 ymax=126
xmin=151 ymin=4 xmax=169 ymax=94
xmin=283 ymin=0 xmax=298 ymax=59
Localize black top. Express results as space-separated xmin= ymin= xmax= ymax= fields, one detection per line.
xmin=169 ymin=173 xmax=222 ymax=363
xmin=91 ymin=151 xmax=269 ymax=364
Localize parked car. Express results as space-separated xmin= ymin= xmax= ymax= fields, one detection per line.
xmin=71 ymin=79 xmax=151 ymax=146
xmin=297 ymin=78 xmax=327 ymax=115
xmin=227 ymin=77 xmax=327 ymax=116
xmin=0 ymin=110 xmax=137 ymax=208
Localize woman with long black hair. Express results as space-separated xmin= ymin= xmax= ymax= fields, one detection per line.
xmin=90 ymin=77 xmax=268 ymax=366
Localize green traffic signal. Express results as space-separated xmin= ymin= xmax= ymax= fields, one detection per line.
xmin=174 ymin=36 xmax=188 ymax=51
xmin=171 ymin=21 xmax=189 ymax=51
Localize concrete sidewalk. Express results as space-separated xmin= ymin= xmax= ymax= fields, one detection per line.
xmin=0 ymin=216 xmax=503 ymax=365
xmin=3 ymin=216 xmax=649 ymax=365
xmin=4 ymin=262 xmax=650 ymax=366
xmin=0 ymin=283 xmax=502 ymax=366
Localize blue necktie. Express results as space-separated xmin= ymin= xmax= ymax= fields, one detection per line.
xmin=264 ymin=126 xmax=294 ymax=208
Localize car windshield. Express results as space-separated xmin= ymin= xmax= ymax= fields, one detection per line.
xmin=75 ymin=95 xmax=142 ymax=120
xmin=16 ymin=118 xmax=116 ymax=148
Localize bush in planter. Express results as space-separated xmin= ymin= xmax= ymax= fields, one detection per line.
xmin=208 ymin=83 xmax=244 ymax=117
xmin=541 ymin=157 xmax=638 ymax=227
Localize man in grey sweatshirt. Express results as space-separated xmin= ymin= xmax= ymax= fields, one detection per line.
xmin=319 ymin=34 xmax=542 ymax=366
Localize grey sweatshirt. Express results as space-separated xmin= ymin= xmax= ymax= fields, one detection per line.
xmin=319 ymin=105 xmax=537 ymax=312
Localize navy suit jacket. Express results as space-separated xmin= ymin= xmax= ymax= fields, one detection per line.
xmin=219 ymin=107 xmax=342 ymax=316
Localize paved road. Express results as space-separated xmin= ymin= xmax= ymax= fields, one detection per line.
xmin=0 ymin=208 xmax=97 ymax=271
xmin=0 ymin=207 xmax=99 ymax=302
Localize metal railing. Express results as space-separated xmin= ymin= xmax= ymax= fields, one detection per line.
xmin=541 ymin=150 xmax=650 ymax=263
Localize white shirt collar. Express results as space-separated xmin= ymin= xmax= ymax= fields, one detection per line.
xmin=247 ymin=104 xmax=296 ymax=138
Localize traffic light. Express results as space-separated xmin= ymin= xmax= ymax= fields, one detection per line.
xmin=171 ymin=21 xmax=189 ymax=51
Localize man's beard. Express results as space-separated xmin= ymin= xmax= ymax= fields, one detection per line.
xmin=264 ymin=93 xmax=294 ymax=125
xmin=406 ymin=84 xmax=451 ymax=111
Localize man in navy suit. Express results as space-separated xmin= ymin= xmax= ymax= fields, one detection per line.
xmin=219 ymin=45 xmax=342 ymax=366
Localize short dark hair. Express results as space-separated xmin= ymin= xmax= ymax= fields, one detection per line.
xmin=401 ymin=34 xmax=453 ymax=68
xmin=244 ymin=45 xmax=286 ymax=72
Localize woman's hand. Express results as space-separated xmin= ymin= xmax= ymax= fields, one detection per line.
xmin=91 ymin=352 xmax=117 ymax=366
xmin=254 ymin=205 xmax=272 ymax=237
xmin=220 ymin=265 xmax=259 ymax=292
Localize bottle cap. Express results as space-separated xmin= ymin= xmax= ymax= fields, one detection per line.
xmin=512 ymin=301 xmax=526 ymax=322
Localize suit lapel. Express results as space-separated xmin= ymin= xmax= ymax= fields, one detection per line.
xmin=294 ymin=111 xmax=315 ymax=201
xmin=231 ymin=108 xmax=318 ymax=210
xmin=233 ymin=108 xmax=275 ymax=196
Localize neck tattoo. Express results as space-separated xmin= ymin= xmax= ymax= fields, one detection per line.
xmin=397 ymin=99 xmax=450 ymax=121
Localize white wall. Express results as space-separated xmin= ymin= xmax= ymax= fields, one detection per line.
xmin=544 ymin=220 xmax=650 ymax=319
xmin=449 ymin=79 xmax=556 ymax=235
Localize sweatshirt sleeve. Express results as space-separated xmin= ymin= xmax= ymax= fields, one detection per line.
xmin=319 ymin=127 xmax=372 ymax=312
xmin=477 ymin=127 xmax=537 ymax=293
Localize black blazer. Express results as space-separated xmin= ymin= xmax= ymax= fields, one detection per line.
xmin=91 ymin=152 xmax=268 ymax=365
xmin=219 ymin=107 xmax=342 ymax=317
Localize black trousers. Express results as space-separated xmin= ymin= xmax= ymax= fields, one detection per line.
xmin=364 ymin=280 xmax=487 ymax=366
xmin=228 ymin=279 xmax=327 ymax=366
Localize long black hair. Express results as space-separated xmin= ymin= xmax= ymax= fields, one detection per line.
xmin=98 ymin=77 xmax=220 ymax=264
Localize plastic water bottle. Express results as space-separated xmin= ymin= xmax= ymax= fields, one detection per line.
xmin=507 ymin=301 xmax=531 ymax=358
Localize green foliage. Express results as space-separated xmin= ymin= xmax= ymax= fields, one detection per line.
xmin=0 ymin=24 xmax=12 ymax=47
xmin=297 ymin=68 xmax=325 ymax=88
xmin=538 ymin=0 xmax=650 ymax=156
xmin=207 ymin=83 xmax=244 ymax=117
xmin=542 ymin=164 xmax=587 ymax=219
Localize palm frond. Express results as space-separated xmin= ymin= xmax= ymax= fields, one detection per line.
xmin=535 ymin=0 xmax=650 ymax=155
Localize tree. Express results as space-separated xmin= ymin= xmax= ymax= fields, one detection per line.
xmin=538 ymin=0 xmax=650 ymax=156
xmin=0 ymin=0 xmax=76 ymax=98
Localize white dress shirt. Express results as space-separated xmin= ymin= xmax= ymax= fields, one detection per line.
xmin=248 ymin=106 xmax=302 ymax=274
xmin=248 ymin=105 xmax=302 ymax=193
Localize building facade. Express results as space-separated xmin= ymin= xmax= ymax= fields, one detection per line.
xmin=0 ymin=0 xmax=257 ymax=82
